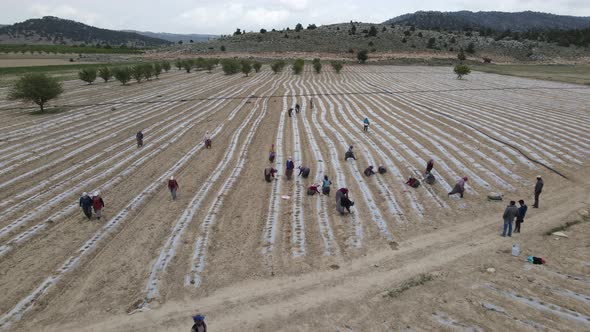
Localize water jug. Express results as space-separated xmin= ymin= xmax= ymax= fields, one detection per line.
xmin=512 ymin=244 xmax=520 ymax=257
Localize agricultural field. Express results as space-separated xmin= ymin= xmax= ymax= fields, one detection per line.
xmin=0 ymin=65 xmax=589 ymax=331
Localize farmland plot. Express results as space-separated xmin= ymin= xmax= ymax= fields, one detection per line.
xmin=0 ymin=65 xmax=588 ymax=331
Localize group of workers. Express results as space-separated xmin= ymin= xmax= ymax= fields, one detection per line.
xmin=78 ymin=192 xmax=105 ymax=220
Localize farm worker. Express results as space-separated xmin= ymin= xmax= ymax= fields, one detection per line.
xmin=92 ymin=191 xmax=105 ymax=220
xmin=191 ymin=315 xmax=207 ymax=332
xmin=502 ymin=201 xmax=519 ymax=237
xmin=295 ymin=103 xmax=300 ymax=113
xmin=424 ymin=172 xmax=436 ymax=185
xmin=533 ymin=176 xmax=544 ymax=208
xmin=264 ymin=166 xmax=277 ymax=182
xmin=335 ymin=188 xmax=350 ymax=214
xmin=405 ymin=176 xmax=421 ymax=188
xmin=340 ymin=195 xmax=354 ymax=214
xmin=425 ymin=159 xmax=434 ymax=174
xmin=364 ymin=165 xmax=375 ymax=177
xmin=136 ymin=130 xmax=144 ymax=148
xmin=310 ymin=97 xmax=314 ymax=109
xmin=269 ymin=144 xmax=276 ymax=163
xmin=448 ymin=177 xmax=468 ymax=198
xmin=307 ymin=184 xmax=321 ymax=195
xmin=298 ymin=166 xmax=310 ymax=178
xmin=345 ymin=145 xmax=357 ymax=161
xmin=79 ymin=192 xmax=93 ymax=219
xmin=285 ymin=157 xmax=295 ymax=179
xmin=514 ymin=200 xmax=528 ymax=233
xmin=363 ymin=117 xmax=370 ymax=132
xmin=378 ymin=165 xmax=387 ymax=174
xmin=288 ymin=108 xmax=293 ymax=118
xmin=322 ymin=175 xmax=332 ymax=195
xmin=204 ymin=131 xmax=212 ymax=149
xmin=167 ymin=176 xmax=179 ymax=200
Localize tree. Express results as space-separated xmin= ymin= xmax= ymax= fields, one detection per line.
xmin=204 ymin=59 xmax=216 ymax=73
xmin=368 ymin=26 xmax=378 ymax=37
xmin=307 ymin=24 xmax=317 ymax=30
xmin=426 ymin=37 xmax=436 ymax=49
xmin=220 ymin=45 xmax=226 ymax=51
xmin=113 ymin=67 xmax=132 ymax=85
xmin=260 ymin=28 xmax=267 ymax=33
xmin=270 ymin=60 xmax=286 ymax=74
xmin=350 ymin=24 xmax=357 ymax=35
xmin=253 ymin=61 xmax=262 ymax=73
xmin=182 ymin=60 xmax=192 ymax=73
xmin=466 ymin=42 xmax=476 ymax=54
xmin=382 ymin=26 xmax=387 ymax=32
xmin=330 ymin=61 xmax=343 ymax=74
xmin=312 ymin=58 xmax=322 ymax=74
xmin=221 ymin=59 xmax=241 ymax=75
xmin=153 ymin=63 xmax=162 ymax=78
xmin=454 ymin=64 xmax=471 ymax=79
xmin=131 ymin=65 xmax=144 ymax=83
xmin=98 ymin=66 xmax=112 ymax=82
xmin=357 ymin=49 xmax=368 ymax=63
xmin=8 ymin=73 xmax=63 ymax=112
xmin=162 ymin=61 xmax=171 ymax=72
xmin=78 ymin=68 xmax=97 ymax=84
xmin=295 ymin=23 xmax=303 ymax=32
xmin=457 ymin=49 xmax=466 ymax=61
xmin=292 ymin=59 xmax=304 ymax=75
xmin=241 ymin=60 xmax=252 ymax=76
xmin=417 ymin=32 xmax=423 ymax=38
xmin=142 ymin=64 xmax=154 ymax=80
xmin=175 ymin=59 xmax=183 ymax=70
xmin=178 ymin=40 xmax=183 ymax=45
xmin=234 ymin=28 xmax=242 ymax=36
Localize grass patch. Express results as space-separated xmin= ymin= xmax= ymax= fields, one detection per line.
xmin=545 ymin=218 xmax=588 ymax=235
xmin=472 ymin=64 xmax=590 ymax=85
xmin=384 ymin=273 xmax=434 ymax=298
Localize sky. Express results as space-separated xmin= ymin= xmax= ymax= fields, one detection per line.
xmin=1 ymin=0 xmax=589 ymax=35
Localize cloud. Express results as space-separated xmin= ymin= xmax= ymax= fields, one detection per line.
xmin=28 ymin=3 xmax=101 ymax=26
xmin=276 ymin=0 xmax=309 ymax=11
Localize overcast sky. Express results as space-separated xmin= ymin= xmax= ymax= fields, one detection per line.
xmin=1 ymin=0 xmax=589 ymax=34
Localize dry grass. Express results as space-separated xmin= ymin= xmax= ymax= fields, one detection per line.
xmin=384 ymin=273 xmax=434 ymax=298
xmin=472 ymin=64 xmax=590 ymax=85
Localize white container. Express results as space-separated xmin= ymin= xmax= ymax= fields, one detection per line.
xmin=511 ymin=244 xmax=520 ymax=257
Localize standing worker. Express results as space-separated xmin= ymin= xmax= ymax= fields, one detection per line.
xmin=288 ymin=107 xmax=293 ymax=118
xmin=322 ymin=175 xmax=332 ymax=195
xmin=92 ymin=191 xmax=105 ymax=220
xmin=168 ymin=176 xmax=179 ymax=200
xmin=502 ymin=201 xmax=519 ymax=237
xmin=448 ymin=177 xmax=468 ymax=198
xmin=425 ymin=159 xmax=434 ymax=174
xmin=269 ymin=144 xmax=276 ymax=163
xmin=514 ymin=200 xmax=528 ymax=233
xmin=363 ymin=117 xmax=370 ymax=132
xmin=295 ymin=103 xmax=300 ymax=114
xmin=285 ymin=156 xmax=295 ymax=180
xmin=204 ymin=131 xmax=212 ymax=149
xmin=310 ymin=97 xmax=314 ymax=110
xmin=136 ymin=130 xmax=144 ymax=148
xmin=533 ymin=176 xmax=544 ymax=208
xmin=79 ymin=192 xmax=93 ymax=219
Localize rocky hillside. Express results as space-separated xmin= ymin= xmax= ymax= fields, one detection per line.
xmin=123 ymin=30 xmax=218 ymax=43
xmin=0 ymin=16 xmax=170 ymax=47
xmin=384 ymin=11 xmax=590 ymax=32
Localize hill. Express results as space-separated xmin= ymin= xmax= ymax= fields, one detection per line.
xmin=0 ymin=16 xmax=170 ymax=47
xmin=123 ymin=30 xmax=218 ymax=43
xmin=384 ymin=11 xmax=590 ymax=32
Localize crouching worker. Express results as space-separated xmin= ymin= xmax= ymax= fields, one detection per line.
xmin=336 ymin=188 xmax=354 ymax=214
xmin=364 ymin=165 xmax=375 ymax=177
xmin=424 ymin=172 xmax=436 ymax=185
xmin=405 ymin=176 xmax=421 ymax=188
xmin=322 ymin=175 xmax=332 ymax=195
xmin=378 ymin=165 xmax=387 ymax=174
xmin=191 ymin=315 xmax=206 ymax=332
xmin=264 ymin=166 xmax=277 ymax=182
xmin=448 ymin=177 xmax=468 ymax=198
xmin=307 ymin=184 xmax=321 ymax=195
xmin=344 ymin=145 xmax=357 ymax=161
xmin=298 ymin=166 xmax=310 ymax=178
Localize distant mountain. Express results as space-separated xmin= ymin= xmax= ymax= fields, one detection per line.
xmin=124 ymin=30 xmax=218 ymax=43
xmin=384 ymin=11 xmax=590 ymax=32
xmin=0 ymin=16 xmax=170 ymax=47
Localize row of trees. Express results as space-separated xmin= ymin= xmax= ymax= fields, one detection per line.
xmin=0 ymin=44 xmax=143 ymax=55
xmin=174 ymin=58 xmax=219 ymax=73
xmin=78 ymin=61 xmax=172 ymax=85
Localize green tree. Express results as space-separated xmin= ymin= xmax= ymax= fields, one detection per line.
xmin=8 ymin=73 xmax=63 ymax=112
xmin=357 ymin=49 xmax=368 ymax=63
xmin=307 ymin=24 xmax=317 ymax=30
xmin=260 ymin=28 xmax=267 ymax=33
xmin=131 ymin=65 xmax=144 ymax=83
xmin=220 ymin=45 xmax=226 ymax=51
xmin=312 ymin=58 xmax=322 ymax=74
xmin=162 ymin=61 xmax=171 ymax=72
xmin=221 ymin=59 xmax=241 ymax=75
xmin=113 ymin=67 xmax=132 ymax=85
xmin=98 ymin=66 xmax=112 ymax=82
xmin=234 ymin=28 xmax=242 ymax=35
xmin=153 ymin=62 xmax=162 ymax=79
xmin=175 ymin=59 xmax=183 ymax=70
xmin=330 ymin=61 xmax=343 ymax=73
xmin=142 ymin=64 xmax=154 ymax=80
xmin=182 ymin=60 xmax=192 ymax=73
xmin=427 ymin=37 xmax=436 ymax=49
xmin=241 ymin=60 xmax=252 ymax=76
xmin=457 ymin=49 xmax=466 ymax=61
xmin=466 ymin=42 xmax=476 ymax=54
xmin=78 ymin=68 xmax=97 ymax=84
xmin=204 ymin=59 xmax=216 ymax=73
xmin=295 ymin=23 xmax=303 ymax=32
xmin=292 ymin=58 xmax=304 ymax=75
xmin=253 ymin=61 xmax=262 ymax=73
xmin=368 ymin=26 xmax=378 ymax=37
xmin=270 ymin=60 xmax=286 ymax=74
xmin=454 ymin=64 xmax=471 ymax=79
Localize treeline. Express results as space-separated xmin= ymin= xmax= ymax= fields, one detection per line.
xmin=0 ymin=44 xmax=144 ymax=54
xmin=462 ymin=26 xmax=590 ymax=47
xmin=78 ymin=61 xmax=172 ymax=85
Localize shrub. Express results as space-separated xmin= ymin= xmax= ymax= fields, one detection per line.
xmin=417 ymin=32 xmax=423 ymax=38
xmin=8 ymin=73 xmax=63 ymax=112
xmin=113 ymin=67 xmax=132 ymax=85
xmin=330 ymin=61 xmax=343 ymax=74
xmin=402 ymin=37 xmax=407 ymax=43
xmin=205 ymin=59 xmax=216 ymax=73
xmin=427 ymin=37 xmax=436 ymax=49
xmin=450 ymin=36 xmax=456 ymax=44
xmin=295 ymin=23 xmax=303 ymax=32
xmin=98 ymin=67 xmax=112 ymax=82
xmin=270 ymin=60 xmax=286 ymax=74
xmin=292 ymin=58 xmax=304 ymax=75
xmin=174 ymin=59 xmax=182 ymax=70
xmin=162 ymin=61 xmax=171 ymax=72
xmin=253 ymin=61 xmax=262 ymax=73
xmin=220 ymin=45 xmax=226 ymax=51
xmin=466 ymin=42 xmax=476 ymax=54
xmin=307 ymin=24 xmax=317 ymax=30
xmin=368 ymin=26 xmax=378 ymax=37
xmin=234 ymin=28 xmax=242 ymax=36
xmin=260 ymin=29 xmax=267 ymax=33
xmin=357 ymin=49 xmax=368 ymax=63
xmin=221 ymin=59 xmax=241 ymax=75
xmin=182 ymin=60 xmax=193 ymax=73
xmin=312 ymin=58 xmax=322 ymax=73
xmin=483 ymin=57 xmax=492 ymax=63
xmin=457 ymin=49 xmax=466 ymax=61
xmin=454 ymin=64 xmax=471 ymax=79
xmin=153 ymin=62 xmax=162 ymax=78
xmin=241 ymin=60 xmax=252 ymax=76
xmin=131 ymin=65 xmax=144 ymax=83
xmin=78 ymin=68 xmax=97 ymax=84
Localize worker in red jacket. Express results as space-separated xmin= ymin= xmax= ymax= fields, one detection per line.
xmin=168 ymin=176 xmax=179 ymax=200
xmin=92 ymin=191 xmax=105 ymax=220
